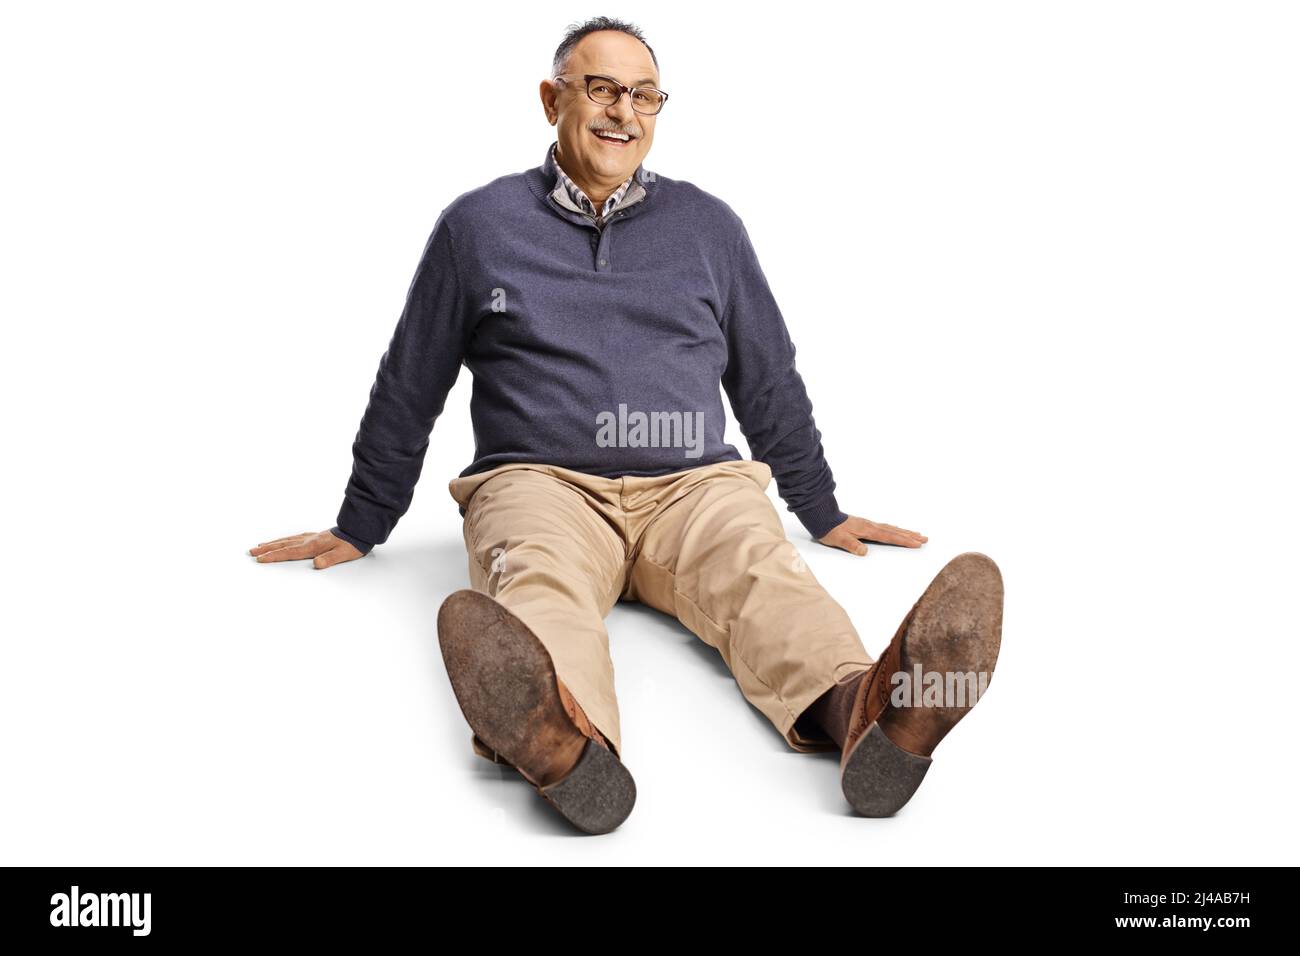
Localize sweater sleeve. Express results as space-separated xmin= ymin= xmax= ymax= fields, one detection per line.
xmin=332 ymin=209 xmax=472 ymax=553
xmin=718 ymin=217 xmax=848 ymax=540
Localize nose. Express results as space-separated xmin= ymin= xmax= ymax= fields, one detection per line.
xmin=604 ymin=93 xmax=635 ymax=126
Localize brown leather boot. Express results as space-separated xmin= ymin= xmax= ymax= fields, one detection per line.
xmin=437 ymin=589 xmax=635 ymax=834
xmin=470 ymin=679 xmax=611 ymax=765
xmin=840 ymin=552 xmax=1004 ymax=817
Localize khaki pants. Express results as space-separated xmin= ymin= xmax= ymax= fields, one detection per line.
xmin=447 ymin=459 xmax=874 ymax=759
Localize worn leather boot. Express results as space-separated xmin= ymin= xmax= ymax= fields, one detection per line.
xmin=437 ymin=589 xmax=636 ymax=834
xmin=840 ymin=552 xmax=1004 ymax=817
xmin=470 ymin=679 xmax=610 ymax=766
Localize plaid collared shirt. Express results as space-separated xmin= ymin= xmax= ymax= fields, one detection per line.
xmin=549 ymin=141 xmax=643 ymax=223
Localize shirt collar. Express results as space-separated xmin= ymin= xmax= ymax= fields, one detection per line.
xmin=547 ymin=141 xmax=646 ymax=222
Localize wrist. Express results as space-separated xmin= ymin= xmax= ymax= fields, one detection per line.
xmin=795 ymin=497 xmax=847 ymax=541
xmin=330 ymin=525 xmax=374 ymax=555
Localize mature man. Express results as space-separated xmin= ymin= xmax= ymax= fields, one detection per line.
xmin=250 ymin=17 xmax=1003 ymax=834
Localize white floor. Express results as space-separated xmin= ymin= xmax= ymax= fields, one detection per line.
xmin=4 ymin=472 xmax=1295 ymax=864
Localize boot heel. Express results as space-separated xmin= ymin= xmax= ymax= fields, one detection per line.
xmin=538 ymin=737 xmax=637 ymax=835
xmin=841 ymin=722 xmax=933 ymax=817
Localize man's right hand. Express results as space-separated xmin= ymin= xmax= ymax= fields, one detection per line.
xmin=248 ymin=530 xmax=364 ymax=570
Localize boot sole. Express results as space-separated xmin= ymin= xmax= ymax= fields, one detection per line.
xmin=436 ymin=589 xmax=636 ymax=835
xmin=842 ymin=552 xmax=1003 ymax=817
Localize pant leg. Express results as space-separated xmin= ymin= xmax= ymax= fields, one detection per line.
xmin=624 ymin=462 xmax=873 ymax=753
xmin=453 ymin=466 xmax=629 ymax=756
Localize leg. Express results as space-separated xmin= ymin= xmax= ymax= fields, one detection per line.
xmin=625 ymin=468 xmax=873 ymax=753
xmin=458 ymin=467 xmax=628 ymax=756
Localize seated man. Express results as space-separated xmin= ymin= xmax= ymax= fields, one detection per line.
xmin=250 ymin=17 xmax=1004 ymax=835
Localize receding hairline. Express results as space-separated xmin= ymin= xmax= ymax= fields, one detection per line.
xmin=550 ymin=17 xmax=660 ymax=80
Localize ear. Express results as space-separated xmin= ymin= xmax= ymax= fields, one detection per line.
xmin=539 ymin=79 xmax=559 ymax=125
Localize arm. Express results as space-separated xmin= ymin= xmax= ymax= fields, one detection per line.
xmin=718 ymin=216 xmax=928 ymax=556
xmin=718 ymin=217 xmax=847 ymax=540
xmin=332 ymin=209 xmax=472 ymax=553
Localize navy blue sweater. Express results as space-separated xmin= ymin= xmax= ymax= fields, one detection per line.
xmin=331 ymin=144 xmax=847 ymax=554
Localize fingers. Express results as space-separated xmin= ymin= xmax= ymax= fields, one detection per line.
xmin=254 ymin=542 xmax=317 ymax=562
xmin=251 ymin=530 xmax=362 ymax=567
xmin=248 ymin=533 xmax=310 ymax=556
xmin=314 ymin=548 xmax=347 ymax=570
xmin=870 ymin=524 xmax=928 ymax=547
xmin=844 ymin=517 xmax=928 ymax=548
xmin=255 ymin=534 xmax=335 ymax=562
xmin=820 ymin=515 xmax=931 ymax=556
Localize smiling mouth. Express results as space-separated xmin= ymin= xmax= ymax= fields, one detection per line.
xmin=591 ymin=128 xmax=635 ymax=147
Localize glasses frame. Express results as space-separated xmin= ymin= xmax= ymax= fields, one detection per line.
xmin=553 ymin=73 xmax=669 ymax=115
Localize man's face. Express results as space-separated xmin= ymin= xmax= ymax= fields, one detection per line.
xmin=541 ymin=30 xmax=659 ymax=195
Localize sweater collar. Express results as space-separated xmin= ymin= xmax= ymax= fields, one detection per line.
xmin=549 ymin=142 xmax=639 ymax=221
xmin=527 ymin=140 xmax=654 ymax=224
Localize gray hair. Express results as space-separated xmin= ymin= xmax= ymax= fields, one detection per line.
xmin=551 ymin=16 xmax=659 ymax=79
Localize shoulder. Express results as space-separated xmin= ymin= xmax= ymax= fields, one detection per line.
xmin=437 ymin=169 xmax=535 ymax=234
xmin=645 ymin=172 xmax=748 ymax=239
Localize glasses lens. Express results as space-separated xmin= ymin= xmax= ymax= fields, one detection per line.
xmin=630 ymin=89 xmax=664 ymax=114
xmin=586 ymin=77 xmax=620 ymax=105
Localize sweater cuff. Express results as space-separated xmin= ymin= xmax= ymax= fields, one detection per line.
xmin=794 ymin=495 xmax=848 ymax=541
xmin=330 ymin=525 xmax=375 ymax=556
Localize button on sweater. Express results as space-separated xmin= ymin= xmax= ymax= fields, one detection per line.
xmin=331 ymin=143 xmax=847 ymax=555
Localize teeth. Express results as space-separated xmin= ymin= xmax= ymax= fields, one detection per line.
xmin=595 ymin=130 xmax=630 ymax=141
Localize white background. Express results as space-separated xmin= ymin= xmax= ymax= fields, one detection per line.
xmin=2 ymin=1 xmax=1297 ymax=864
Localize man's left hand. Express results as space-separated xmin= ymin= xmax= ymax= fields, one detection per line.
xmin=819 ymin=515 xmax=928 ymax=556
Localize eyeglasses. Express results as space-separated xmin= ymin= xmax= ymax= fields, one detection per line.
xmin=553 ymin=73 xmax=669 ymax=116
